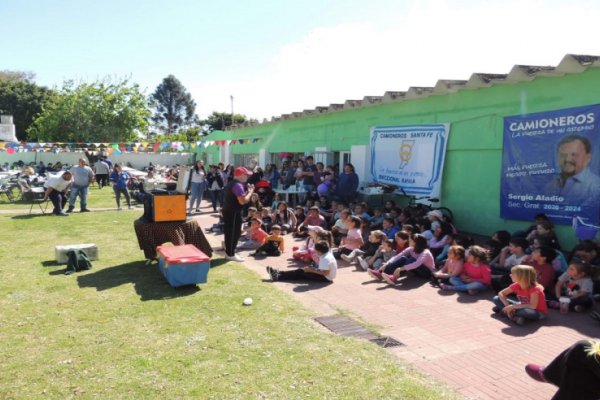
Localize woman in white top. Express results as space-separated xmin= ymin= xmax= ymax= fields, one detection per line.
xmin=189 ymin=160 xmax=207 ymax=214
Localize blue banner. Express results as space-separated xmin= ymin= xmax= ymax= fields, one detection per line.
xmin=501 ymin=104 xmax=600 ymax=225
xmin=370 ymin=124 xmax=450 ymax=197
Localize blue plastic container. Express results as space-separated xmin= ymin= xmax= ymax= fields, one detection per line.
xmin=157 ymin=244 xmax=210 ymax=287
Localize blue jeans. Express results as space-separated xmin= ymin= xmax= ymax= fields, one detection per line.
xmin=382 ymin=256 xmax=416 ymax=274
xmin=49 ymin=190 xmax=67 ymax=214
xmin=492 ymin=296 xmax=544 ymax=321
xmin=189 ymin=181 xmax=207 ymax=210
xmin=448 ymin=276 xmax=488 ymax=293
xmin=69 ymin=185 xmax=89 ymax=210
xmin=209 ymin=189 xmax=223 ymax=211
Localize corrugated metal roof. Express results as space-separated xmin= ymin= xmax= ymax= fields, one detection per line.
xmin=228 ymin=54 xmax=600 ymax=129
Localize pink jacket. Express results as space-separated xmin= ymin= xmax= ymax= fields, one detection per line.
xmin=387 ymin=247 xmax=435 ymax=271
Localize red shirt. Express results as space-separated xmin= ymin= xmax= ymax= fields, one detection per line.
xmin=463 ymin=262 xmax=491 ymax=286
xmin=250 ymin=228 xmax=268 ymax=244
xmin=527 ymin=261 xmax=555 ymax=291
xmin=509 ymin=282 xmax=548 ymax=314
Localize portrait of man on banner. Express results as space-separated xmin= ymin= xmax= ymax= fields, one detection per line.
xmin=545 ymin=134 xmax=600 ymax=206
xmin=501 ymin=104 xmax=600 ymax=225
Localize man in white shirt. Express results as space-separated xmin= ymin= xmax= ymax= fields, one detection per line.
xmin=43 ymin=171 xmax=73 ymax=216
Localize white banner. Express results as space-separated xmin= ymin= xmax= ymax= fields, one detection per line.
xmin=370 ymin=124 xmax=450 ymax=198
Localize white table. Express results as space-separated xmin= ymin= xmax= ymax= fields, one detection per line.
xmin=273 ymin=187 xmax=307 ymax=205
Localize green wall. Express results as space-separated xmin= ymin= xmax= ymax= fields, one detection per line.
xmin=200 ymin=68 xmax=600 ymax=248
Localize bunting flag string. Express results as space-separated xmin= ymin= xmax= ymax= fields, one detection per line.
xmin=0 ymin=138 xmax=262 ymax=154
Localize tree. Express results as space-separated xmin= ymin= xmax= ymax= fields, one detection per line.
xmin=0 ymin=70 xmax=36 ymax=82
xmin=202 ymin=111 xmax=248 ymax=132
xmin=28 ymin=78 xmax=151 ymax=143
xmin=150 ymin=75 xmax=198 ymax=134
xmin=166 ymin=127 xmax=202 ymax=143
xmin=0 ymin=78 xmax=55 ymax=141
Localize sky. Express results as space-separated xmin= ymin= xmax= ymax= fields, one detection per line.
xmin=2 ymin=0 xmax=600 ymax=121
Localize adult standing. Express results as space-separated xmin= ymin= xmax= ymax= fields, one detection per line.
xmin=223 ymin=164 xmax=234 ymax=185
xmin=301 ymin=155 xmax=318 ymax=194
xmin=189 ymin=160 xmax=207 ymax=214
xmin=206 ymin=164 xmax=225 ymax=212
xmin=222 ymin=167 xmax=255 ymax=262
xmin=67 ymin=158 xmax=94 ymax=213
xmin=94 ymin=157 xmax=110 ymax=189
xmin=313 ymin=161 xmax=325 ymax=188
xmin=247 ymin=160 xmax=263 ymax=185
xmin=102 ymin=154 xmax=113 ymax=172
xmin=43 ymin=171 xmax=73 ymax=216
xmin=109 ymin=163 xmax=132 ymax=210
xmin=336 ymin=163 xmax=359 ymax=204
xmin=281 ymin=160 xmax=296 ymax=189
xmin=264 ymin=163 xmax=280 ymax=189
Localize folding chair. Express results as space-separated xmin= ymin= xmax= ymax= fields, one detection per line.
xmin=0 ymin=178 xmax=15 ymax=202
xmin=23 ymin=186 xmax=50 ymax=215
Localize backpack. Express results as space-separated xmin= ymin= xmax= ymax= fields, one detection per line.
xmin=65 ymin=249 xmax=93 ymax=275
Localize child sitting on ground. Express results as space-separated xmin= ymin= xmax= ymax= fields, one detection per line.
xmin=341 ymin=218 xmax=374 ymax=266
xmin=356 ymin=230 xmax=388 ymax=271
xmin=550 ymin=261 xmax=594 ymax=312
xmin=492 ymin=264 xmax=548 ymax=326
xmin=524 ymin=245 xmax=556 ymax=296
xmin=293 ymin=225 xmax=323 ymax=263
xmin=294 ymin=205 xmax=306 ymax=227
xmin=369 ymin=207 xmax=385 ymax=230
xmin=294 ymin=206 xmax=325 ymax=238
xmin=440 ymin=245 xmax=491 ymax=295
xmin=251 ymin=225 xmax=285 ymax=257
xmin=369 ymin=234 xmax=435 ymax=284
xmin=272 ymin=201 xmax=297 ymax=234
xmin=492 ymin=237 xmax=529 ymax=274
xmin=334 ymin=216 xmax=364 ymax=260
xmin=526 ymin=220 xmax=561 ymax=250
xmin=331 ymin=209 xmax=350 ymax=245
xmin=267 ymin=241 xmax=337 ymax=283
xmin=237 ymin=218 xmax=268 ymax=250
xmin=261 ymin=208 xmax=273 ymax=232
xmin=432 ymin=245 xmax=465 ymax=286
xmin=364 ymin=239 xmax=397 ymax=272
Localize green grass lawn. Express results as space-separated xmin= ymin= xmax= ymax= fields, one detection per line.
xmin=0 ymin=188 xmax=457 ymax=399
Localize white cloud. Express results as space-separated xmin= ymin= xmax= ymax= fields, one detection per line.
xmin=192 ymin=0 xmax=600 ymax=120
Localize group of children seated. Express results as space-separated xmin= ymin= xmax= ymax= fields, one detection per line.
xmin=209 ymin=195 xmax=599 ymax=326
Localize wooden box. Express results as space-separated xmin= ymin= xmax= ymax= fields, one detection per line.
xmin=151 ymin=193 xmax=187 ymax=222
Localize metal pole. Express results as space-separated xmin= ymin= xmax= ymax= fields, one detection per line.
xmin=230 ymin=95 xmax=234 ymax=129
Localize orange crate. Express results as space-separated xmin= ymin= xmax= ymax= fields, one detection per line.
xmin=152 ymin=194 xmax=186 ymax=222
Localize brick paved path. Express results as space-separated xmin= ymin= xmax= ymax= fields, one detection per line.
xmin=192 ymin=208 xmax=599 ymax=400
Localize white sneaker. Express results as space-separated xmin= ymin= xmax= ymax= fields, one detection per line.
xmin=117 ymin=207 xmax=122 ymax=211
xmin=357 ymin=256 xmax=368 ymax=271
xmin=341 ymin=253 xmax=353 ymax=263
xmin=226 ymin=254 xmax=245 ymax=262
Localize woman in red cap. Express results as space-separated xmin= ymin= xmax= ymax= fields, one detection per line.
xmin=222 ymin=166 xmax=255 ymax=262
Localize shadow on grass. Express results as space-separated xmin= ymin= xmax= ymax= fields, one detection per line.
xmin=11 ymin=213 xmax=51 ymax=220
xmin=75 ymin=260 xmax=200 ymax=301
xmin=209 ymin=258 xmax=229 ymax=269
xmin=42 ymin=260 xmax=61 ymax=267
